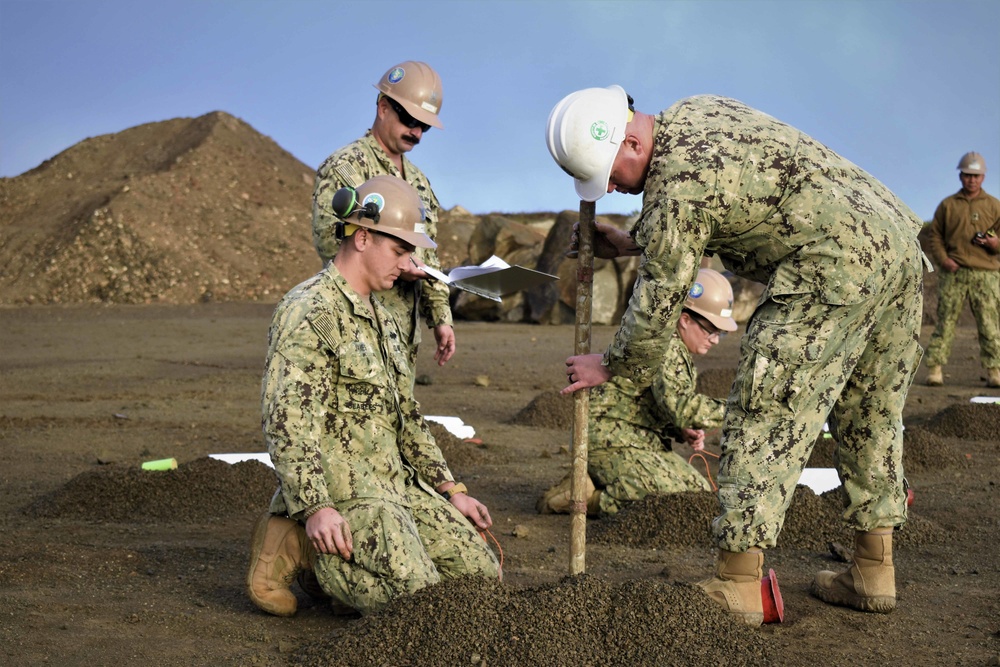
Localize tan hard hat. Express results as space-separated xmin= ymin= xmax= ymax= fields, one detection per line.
xmin=374 ymin=61 xmax=444 ymax=129
xmin=684 ymin=269 xmax=738 ymax=332
xmin=957 ymin=152 xmax=986 ymax=175
xmin=330 ymin=175 xmax=436 ymax=249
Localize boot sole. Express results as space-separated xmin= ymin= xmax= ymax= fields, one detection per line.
xmin=809 ymin=581 xmax=895 ymax=613
xmin=246 ymin=511 xmax=297 ymax=617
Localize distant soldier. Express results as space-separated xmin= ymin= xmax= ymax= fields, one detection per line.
xmin=548 ymin=87 xmax=926 ymax=626
xmin=312 ymin=61 xmax=456 ymax=373
xmin=537 ymin=269 xmax=736 ymax=516
xmin=922 ymin=152 xmax=1000 ymax=388
xmin=247 ymin=176 xmax=499 ymax=617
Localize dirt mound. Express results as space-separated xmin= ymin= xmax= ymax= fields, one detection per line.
xmin=806 ymin=427 xmax=969 ymax=473
xmin=26 ymin=457 xmax=277 ymax=522
xmin=508 ymin=390 xmax=574 ymax=429
xmin=590 ymin=487 xmax=943 ymax=553
xmin=0 ymin=111 xmax=318 ymax=305
xmin=427 ymin=421 xmax=507 ymax=469
xmin=293 ymin=574 xmax=771 ymax=667
xmin=696 ymin=366 xmax=736 ymax=399
xmin=921 ymin=403 xmax=1000 ymax=442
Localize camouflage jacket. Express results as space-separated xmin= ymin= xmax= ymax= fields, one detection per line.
xmin=924 ymin=189 xmax=1000 ymax=271
xmin=606 ymin=95 xmax=924 ymax=386
xmin=262 ymin=264 xmax=453 ymax=520
xmin=312 ymin=132 xmax=453 ymax=338
xmin=590 ymin=333 xmax=725 ymax=450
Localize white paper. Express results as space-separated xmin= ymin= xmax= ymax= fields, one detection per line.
xmin=210 ymin=452 xmax=273 ymax=467
xmin=422 ymin=255 xmax=511 ymax=284
xmin=797 ymin=468 xmax=841 ymax=494
xmin=970 ymin=396 xmax=1000 ymax=404
xmin=210 ymin=417 xmax=477 ymax=468
xmin=424 ymin=415 xmax=476 ymax=439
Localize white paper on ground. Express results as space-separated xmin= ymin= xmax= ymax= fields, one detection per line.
xmin=797 ymin=468 xmax=841 ymax=494
xmin=210 ymin=452 xmax=273 ymax=467
xmin=424 ymin=415 xmax=476 ymax=439
xmin=210 ymin=416 xmax=476 ymax=467
xmin=970 ymin=396 xmax=1000 ymax=404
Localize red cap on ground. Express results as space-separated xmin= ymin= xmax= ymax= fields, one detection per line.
xmin=761 ymin=568 xmax=785 ymax=623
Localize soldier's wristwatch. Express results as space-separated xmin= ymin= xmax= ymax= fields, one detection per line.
xmin=441 ymin=483 xmax=467 ymax=501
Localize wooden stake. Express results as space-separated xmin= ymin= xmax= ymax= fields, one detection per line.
xmin=569 ymin=199 xmax=595 ymax=575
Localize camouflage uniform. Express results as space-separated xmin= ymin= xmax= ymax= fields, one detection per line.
xmin=589 ymin=333 xmax=719 ymax=514
xmin=262 ymin=265 xmax=498 ymax=614
xmin=312 ymin=132 xmax=453 ymax=369
xmin=922 ymin=189 xmax=1000 ymax=369
xmin=605 ymin=96 xmax=926 ymax=551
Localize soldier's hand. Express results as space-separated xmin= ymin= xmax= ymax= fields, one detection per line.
xmin=682 ymin=428 xmax=706 ymax=451
xmin=563 ymin=353 xmax=613 ymax=395
xmin=942 ymin=257 xmax=960 ymax=273
xmin=450 ymin=493 xmax=493 ymax=531
xmin=398 ymin=257 xmax=428 ymax=282
xmin=306 ymin=507 xmax=354 ymax=560
xmin=433 ymin=324 xmax=456 ymax=365
xmin=567 ymin=220 xmax=639 ymax=260
xmin=974 ymin=233 xmax=1000 ymax=253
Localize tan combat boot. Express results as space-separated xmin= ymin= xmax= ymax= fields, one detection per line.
xmin=536 ymin=472 xmax=596 ymax=515
xmin=926 ymin=365 xmax=943 ymax=386
xmin=697 ymin=549 xmax=765 ymax=627
xmin=246 ymin=511 xmax=314 ymax=617
xmin=810 ymin=527 xmax=895 ymax=613
xmin=987 ymin=367 xmax=1000 ymax=388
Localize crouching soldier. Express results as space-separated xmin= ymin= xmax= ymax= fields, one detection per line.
xmin=247 ymin=175 xmax=500 ymax=617
xmin=538 ymin=269 xmax=736 ymax=515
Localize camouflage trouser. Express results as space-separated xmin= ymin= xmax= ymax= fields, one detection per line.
xmin=714 ymin=245 xmax=924 ymax=551
xmin=313 ymin=483 xmax=499 ymax=615
xmin=925 ymin=267 xmax=1000 ymax=369
xmin=589 ymin=446 xmax=711 ymax=515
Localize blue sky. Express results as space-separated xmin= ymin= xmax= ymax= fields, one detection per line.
xmin=1 ymin=0 xmax=998 ymax=220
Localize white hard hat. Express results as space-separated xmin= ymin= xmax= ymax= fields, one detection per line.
xmin=545 ymin=85 xmax=631 ymax=202
xmin=957 ymin=151 xmax=986 ymax=175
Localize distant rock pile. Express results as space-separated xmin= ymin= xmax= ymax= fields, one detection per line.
xmin=0 ymin=112 xmax=320 ymax=305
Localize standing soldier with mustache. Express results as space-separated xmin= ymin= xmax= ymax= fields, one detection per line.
xmin=312 ymin=61 xmax=456 ymax=374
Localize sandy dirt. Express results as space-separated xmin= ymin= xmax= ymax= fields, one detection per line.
xmin=1 ymin=305 xmax=998 ymax=666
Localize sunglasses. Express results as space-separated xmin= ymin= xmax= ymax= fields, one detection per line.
xmin=385 ymin=97 xmax=431 ymax=132
xmin=690 ymin=314 xmax=727 ymax=341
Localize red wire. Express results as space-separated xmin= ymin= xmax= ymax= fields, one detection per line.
xmin=689 ymin=449 xmax=720 ymax=491
xmin=481 ymin=528 xmax=504 ymax=579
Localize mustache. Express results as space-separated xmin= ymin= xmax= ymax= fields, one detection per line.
xmin=403 ymin=134 xmax=421 ymax=145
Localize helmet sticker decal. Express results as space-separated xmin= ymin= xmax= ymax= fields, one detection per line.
xmin=414 ymin=223 xmax=427 ymax=233
xmin=590 ymin=120 xmax=609 ymax=141
xmin=689 ymin=282 xmax=705 ymax=299
xmin=362 ymin=193 xmax=385 ymax=211
xmin=387 ymin=67 xmax=405 ymax=84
